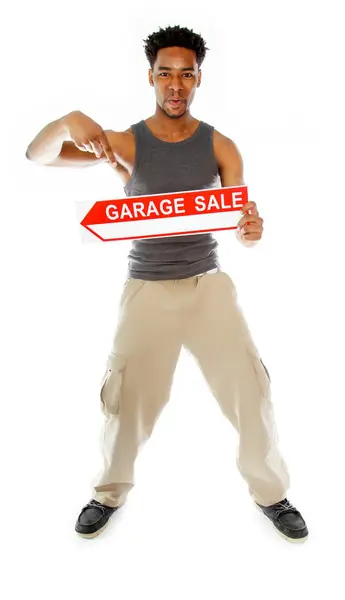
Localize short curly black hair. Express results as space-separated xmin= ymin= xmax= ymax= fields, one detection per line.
xmin=143 ymin=25 xmax=208 ymax=68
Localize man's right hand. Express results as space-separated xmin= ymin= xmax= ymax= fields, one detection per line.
xmin=62 ymin=111 xmax=118 ymax=169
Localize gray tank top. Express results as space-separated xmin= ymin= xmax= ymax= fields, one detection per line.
xmin=124 ymin=119 xmax=221 ymax=280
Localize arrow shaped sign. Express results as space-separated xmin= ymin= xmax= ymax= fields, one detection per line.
xmin=80 ymin=185 xmax=248 ymax=242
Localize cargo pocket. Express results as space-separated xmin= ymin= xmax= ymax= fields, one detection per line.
xmin=260 ymin=359 xmax=271 ymax=382
xmin=246 ymin=344 xmax=271 ymax=398
xmin=100 ymin=352 xmax=126 ymax=416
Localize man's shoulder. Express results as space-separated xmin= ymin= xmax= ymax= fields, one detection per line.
xmin=104 ymin=128 xmax=136 ymax=161
xmin=213 ymin=128 xmax=235 ymax=147
xmin=105 ymin=118 xmax=148 ymax=149
xmin=104 ymin=117 xmax=150 ymax=163
xmin=212 ymin=129 xmax=241 ymax=166
xmin=106 ymin=127 xmax=134 ymax=144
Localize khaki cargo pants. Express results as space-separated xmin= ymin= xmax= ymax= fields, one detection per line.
xmin=93 ymin=269 xmax=290 ymax=508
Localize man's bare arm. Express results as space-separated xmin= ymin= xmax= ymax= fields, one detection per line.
xmin=213 ymin=130 xmax=245 ymax=187
xmin=40 ymin=131 xmax=132 ymax=170
xmin=25 ymin=116 xmax=72 ymax=164
xmin=213 ymin=130 xmax=263 ymax=245
xmin=25 ymin=111 xmax=119 ymax=169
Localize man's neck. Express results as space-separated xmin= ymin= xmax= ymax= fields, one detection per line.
xmin=146 ymin=109 xmax=199 ymax=141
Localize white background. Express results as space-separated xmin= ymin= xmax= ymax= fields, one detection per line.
xmin=2 ymin=0 xmax=345 ymax=598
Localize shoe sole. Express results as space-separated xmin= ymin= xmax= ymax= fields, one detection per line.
xmin=275 ymin=527 xmax=309 ymax=544
xmin=76 ymin=521 xmax=110 ymax=539
xmin=255 ymin=505 xmax=309 ymax=543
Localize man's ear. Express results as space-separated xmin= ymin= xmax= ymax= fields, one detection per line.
xmin=197 ymin=69 xmax=202 ymax=88
xmin=148 ymin=69 xmax=154 ymax=86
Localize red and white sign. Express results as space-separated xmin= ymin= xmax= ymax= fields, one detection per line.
xmin=79 ymin=185 xmax=248 ymax=242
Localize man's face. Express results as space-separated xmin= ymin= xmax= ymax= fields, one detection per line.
xmin=149 ymin=47 xmax=201 ymax=119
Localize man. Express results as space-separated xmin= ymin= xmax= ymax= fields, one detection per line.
xmin=26 ymin=25 xmax=308 ymax=543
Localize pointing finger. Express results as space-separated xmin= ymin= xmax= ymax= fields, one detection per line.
xmin=98 ymin=132 xmax=117 ymax=169
xmin=90 ymin=140 xmax=103 ymax=158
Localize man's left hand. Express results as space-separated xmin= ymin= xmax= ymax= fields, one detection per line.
xmin=236 ymin=201 xmax=263 ymax=244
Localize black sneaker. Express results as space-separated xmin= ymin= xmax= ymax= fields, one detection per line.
xmin=256 ymin=498 xmax=309 ymax=542
xmin=75 ymin=500 xmax=119 ymax=538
